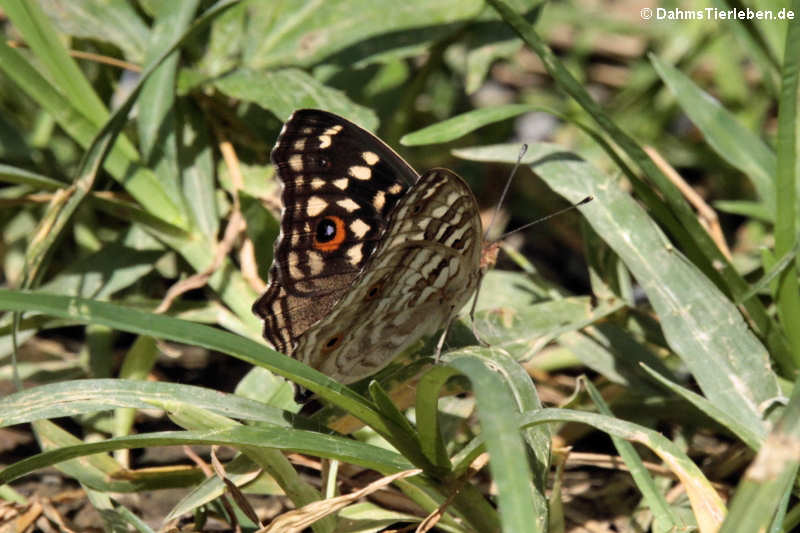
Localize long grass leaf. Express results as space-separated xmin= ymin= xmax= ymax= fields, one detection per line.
xmin=1 ymin=0 xmax=110 ymax=125
xmin=651 ymin=55 xmax=776 ymax=211
xmin=773 ymin=8 xmax=800 ymax=365
xmin=584 ymin=379 xmax=683 ymax=531
xmin=448 ymin=347 xmax=543 ymax=533
xmin=719 ymin=377 xmax=800 ymax=533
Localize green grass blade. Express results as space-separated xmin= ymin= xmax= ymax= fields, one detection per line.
xmin=639 ymin=364 xmax=764 ymax=450
xmin=447 ymin=347 xmax=544 ymax=533
xmin=31 ymin=419 xmax=130 ymax=493
xmin=719 ymin=377 xmax=800 ymax=533
xmin=0 ymin=378 xmax=290 ymax=428
xmin=651 ymin=54 xmax=776 ymax=211
xmin=1 ymin=0 xmax=110 ymax=126
xmin=415 ymin=366 xmax=459 ymax=470
xmin=161 ymin=403 xmax=336 ymax=533
xmin=137 ymin=1 xmax=199 ymax=164
xmin=773 ymin=8 xmax=800 ymax=364
xmin=479 ymin=348 xmax=550 ymax=524
xmin=244 ymin=0 xmax=485 ymax=69
xmin=35 ymin=0 xmax=149 ymax=64
xmin=0 ymin=164 xmax=64 ymax=189
xmin=367 ymin=381 xmax=437 ymax=474
xmin=212 ymin=67 xmax=378 ymax=127
xmin=584 ymin=379 xmax=684 ymax=531
xmin=0 ymin=426 xmax=415 ymax=485
xmin=17 ymin=0 xmax=216 ymax=286
xmin=400 ymin=104 xmax=542 ymax=145
xmin=736 ymin=237 xmax=800 ymax=306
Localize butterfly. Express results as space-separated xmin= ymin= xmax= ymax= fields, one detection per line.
xmin=252 ymin=109 xmax=494 ymax=385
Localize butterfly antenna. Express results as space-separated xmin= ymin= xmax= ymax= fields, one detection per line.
xmin=483 ymin=143 xmax=528 ymax=241
xmin=493 ymin=195 xmax=593 ymax=242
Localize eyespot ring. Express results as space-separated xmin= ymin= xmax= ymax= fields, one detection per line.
xmin=313 ymin=216 xmax=346 ymax=252
xmin=364 ymin=278 xmax=387 ymax=301
xmin=321 ymin=334 xmax=343 ymax=353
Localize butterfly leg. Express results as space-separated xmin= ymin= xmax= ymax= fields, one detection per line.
xmin=468 ymin=271 xmax=489 ymax=347
xmin=433 ymin=314 xmax=455 ymax=364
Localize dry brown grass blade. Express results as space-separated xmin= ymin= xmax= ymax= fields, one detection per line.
xmin=0 ymin=501 xmax=41 ymax=533
xmin=39 ymin=499 xmax=77 ymax=533
xmin=212 ymin=446 xmax=262 ymax=528
xmin=258 ymin=469 xmax=423 ymax=533
xmin=6 ymin=40 xmax=141 ymax=71
xmin=416 ymin=453 xmax=490 ymax=533
xmin=644 ymin=146 xmax=732 ymax=260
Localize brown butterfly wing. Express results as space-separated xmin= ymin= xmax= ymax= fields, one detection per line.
xmin=293 ymin=169 xmax=483 ymax=383
xmin=252 ymin=109 xmax=418 ymax=354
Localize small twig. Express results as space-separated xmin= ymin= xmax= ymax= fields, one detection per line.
xmin=7 ymin=39 xmax=141 ymax=71
xmin=644 ymin=146 xmax=732 ymax=260
xmin=258 ymin=469 xmax=423 ymax=533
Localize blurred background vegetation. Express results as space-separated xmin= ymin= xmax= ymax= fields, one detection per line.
xmin=0 ymin=0 xmax=798 ymax=532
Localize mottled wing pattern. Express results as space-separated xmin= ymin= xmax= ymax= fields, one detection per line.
xmin=294 ymin=169 xmax=483 ymax=384
xmin=253 ymin=110 xmax=418 ymax=354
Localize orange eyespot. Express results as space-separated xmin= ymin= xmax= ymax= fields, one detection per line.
xmin=313 ymin=216 xmax=346 ymax=252
xmin=321 ymin=334 xmax=343 ymax=353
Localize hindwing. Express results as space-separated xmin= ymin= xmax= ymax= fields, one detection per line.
xmin=293 ymin=169 xmax=483 ymax=383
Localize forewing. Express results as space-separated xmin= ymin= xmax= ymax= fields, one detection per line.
xmin=253 ymin=109 xmax=417 ymax=354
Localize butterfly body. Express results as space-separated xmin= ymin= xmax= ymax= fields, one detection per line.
xmin=253 ymin=110 xmax=483 ymax=384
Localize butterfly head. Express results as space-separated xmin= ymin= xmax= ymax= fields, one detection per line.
xmin=480 ymin=240 xmax=501 ymax=271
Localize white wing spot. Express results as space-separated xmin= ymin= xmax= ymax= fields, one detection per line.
xmin=318 ymin=134 xmax=332 ymax=149
xmin=388 ymin=183 xmax=403 ymax=194
xmin=350 ymin=218 xmax=370 ymax=238
xmin=324 ymin=125 xmax=343 ymax=135
xmin=307 ymin=250 xmax=324 ymax=275
xmin=422 ymin=185 xmax=439 ymax=199
xmin=432 ymin=266 xmax=449 ymax=289
xmin=431 ymin=205 xmax=448 ymax=218
xmin=362 ymin=151 xmax=380 ymax=165
xmin=337 ymin=198 xmax=360 ymax=212
xmin=293 ymin=138 xmax=306 ymax=151
xmin=288 ymin=252 xmax=302 ymax=279
xmin=347 ymin=243 xmax=364 ymax=265
xmin=311 ymin=178 xmax=325 ymax=190
xmin=288 ymin=155 xmax=303 ymax=171
xmin=373 ymin=190 xmax=386 ymax=211
xmin=306 ymin=196 xmax=328 ymax=217
xmin=333 ymin=178 xmax=349 ymax=190
xmin=349 ymin=165 xmax=372 ymax=180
